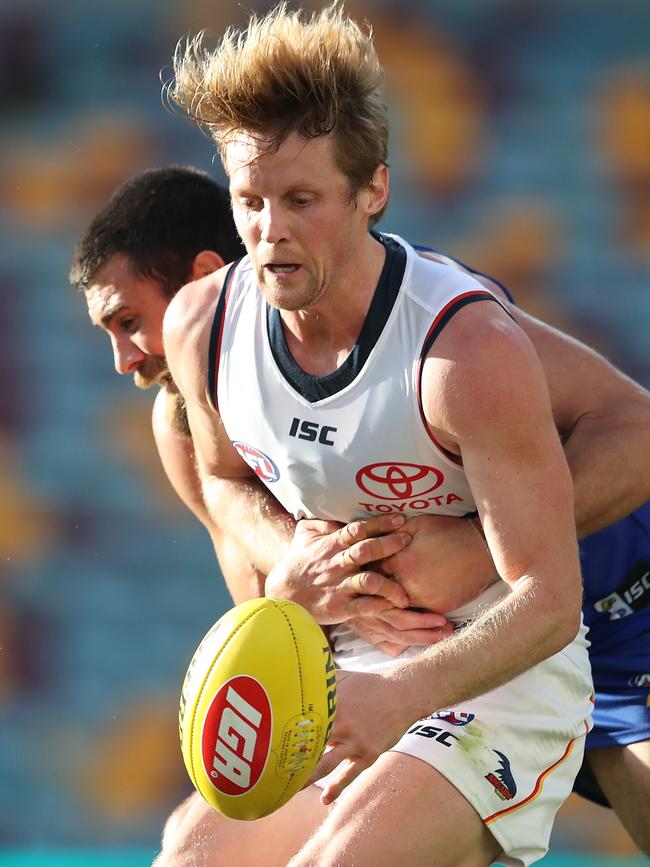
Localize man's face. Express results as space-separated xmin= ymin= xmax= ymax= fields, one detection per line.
xmin=85 ymin=253 xmax=171 ymax=389
xmin=227 ymin=131 xmax=373 ymax=312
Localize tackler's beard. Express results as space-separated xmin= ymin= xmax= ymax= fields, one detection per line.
xmin=168 ymin=391 xmax=192 ymax=440
xmin=133 ymin=355 xmax=170 ymax=390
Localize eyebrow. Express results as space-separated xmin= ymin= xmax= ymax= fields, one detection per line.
xmin=98 ymin=302 xmax=128 ymax=328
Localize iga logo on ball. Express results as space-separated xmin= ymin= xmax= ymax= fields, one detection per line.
xmin=180 ymin=598 xmax=336 ymax=820
xmin=202 ymin=676 xmax=272 ymax=795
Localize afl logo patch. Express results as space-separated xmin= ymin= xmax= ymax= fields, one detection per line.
xmin=233 ymin=442 xmax=280 ymax=483
xmin=430 ymin=711 xmax=475 ymax=726
xmin=356 ymin=462 xmax=444 ymax=500
xmin=202 ymin=676 xmax=272 ymax=796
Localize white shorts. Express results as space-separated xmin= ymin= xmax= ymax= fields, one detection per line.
xmin=324 ymin=589 xmax=593 ymax=867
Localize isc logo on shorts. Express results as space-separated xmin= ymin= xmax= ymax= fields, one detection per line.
xmin=201 ymin=676 xmax=272 ymax=794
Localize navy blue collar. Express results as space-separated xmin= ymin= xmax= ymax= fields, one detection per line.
xmin=267 ymin=233 xmax=406 ymax=402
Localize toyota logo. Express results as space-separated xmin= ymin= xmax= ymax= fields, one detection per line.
xmin=356 ymin=462 xmax=444 ymax=500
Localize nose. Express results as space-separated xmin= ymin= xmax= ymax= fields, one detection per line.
xmin=112 ymin=335 xmax=146 ymax=375
xmin=259 ymin=201 xmax=289 ymax=244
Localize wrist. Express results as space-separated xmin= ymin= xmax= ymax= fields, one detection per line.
xmin=380 ymin=657 xmax=435 ymax=728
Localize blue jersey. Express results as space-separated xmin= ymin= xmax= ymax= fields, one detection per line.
xmin=580 ymin=502 xmax=650 ymax=743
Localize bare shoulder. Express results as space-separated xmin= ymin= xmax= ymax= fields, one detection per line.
xmin=164 ymin=267 xmax=229 ymax=347
xmin=422 ymin=300 xmax=549 ymax=441
xmin=163 ymin=266 xmax=230 ymax=399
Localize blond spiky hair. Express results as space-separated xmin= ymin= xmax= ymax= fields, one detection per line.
xmin=171 ymin=2 xmax=388 ymax=207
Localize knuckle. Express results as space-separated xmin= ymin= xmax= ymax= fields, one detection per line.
xmin=353 ymin=572 xmax=367 ymax=591
xmin=348 ymin=541 xmax=364 ymax=564
xmin=365 ymin=538 xmax=383 ymax=560
xmin=346 ymin=520 xmax=363 ymax=541
xmin=355 ymin=595 xmax=381 ymax=617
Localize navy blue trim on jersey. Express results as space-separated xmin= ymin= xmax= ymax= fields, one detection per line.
xmin=207 ymin=260 xmax=241 ymax=412
xmin=267 ymin=233 xmax=406 ymax=402
xmin=420 ymin=291 xmax=510 ymax=360
xmin=413 ymin=244 xmax=516 ymax=304
xmin=415 ymin=290 xmax=513 ymax=466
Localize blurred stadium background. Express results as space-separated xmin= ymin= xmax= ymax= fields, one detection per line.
xmin=0 ymin=0 xmax=648 ymax=863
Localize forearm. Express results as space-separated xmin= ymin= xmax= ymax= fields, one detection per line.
xmin=509 ymin=307 xmax=650 ymax=537
xmin=386 ymin=576 xmax=580 ymax=718
xmin=202 ymin=474 xmax=296 ymax=575
xmin=565 ymin=402 xmax=650 ymax=538
xmin=207 ymin=529 xmax=266 ymax=602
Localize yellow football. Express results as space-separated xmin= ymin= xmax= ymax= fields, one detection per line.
xmin=179 ymin=597 xmax=336 ymax=820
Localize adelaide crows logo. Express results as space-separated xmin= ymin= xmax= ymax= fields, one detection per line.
xmin=485 ymin=750 xmax=517 ymax=801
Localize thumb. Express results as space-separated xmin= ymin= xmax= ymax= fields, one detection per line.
xmin=304 ymin=742 xmax=345 ymax=790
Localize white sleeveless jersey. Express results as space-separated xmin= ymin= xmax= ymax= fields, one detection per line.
xmin=209 ymin=237 xmax=594 ymax=861
xmin=210 ymin=233 xmax=506 ymax=525
xmin=209 ymin=233 xmax=591 ymax=681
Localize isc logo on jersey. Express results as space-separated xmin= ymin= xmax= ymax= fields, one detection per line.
xmin=202 ymin=675 xmax=272 ymax=796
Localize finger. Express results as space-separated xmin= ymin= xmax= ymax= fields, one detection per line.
xmin=344 ymin=532 xmax=411 ymax=568
xmin=341 ymin=514 xmax=407 ymax=545
xmin=374 ymin=640 xmax=409 ymax=656
xmin=371 ymin=623 xmax=455 ymax=646
xmin=347 ymin=570 xmax=409 ymax=608
xmin=320 ymin=756 xmax=368 ymax=805
xmin=304 ymin=743 xmax=346 ymax=790
xmin=298 ymin=519 xmax=345 ymax=538
xmin=351 ymin=613 xmax=453 ymax=646
xmin=350 ymin=620 xmax=412 ymax=656
xmin=376 ymin=608 xmax=450 ymax=629
xmin=346 ymin=593 xmax=397 ymax=619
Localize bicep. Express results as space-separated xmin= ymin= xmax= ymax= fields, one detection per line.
xmin=423 ymin=308 xmax=580 ymax=596
xmin=184 ymin=396 xmax=254 ymax=481
xmin=152 ymin=395 xmax=212 ymax=527
xmin=460 ymin=415 xmax=576 ymax=588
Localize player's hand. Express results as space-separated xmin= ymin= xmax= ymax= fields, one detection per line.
xmin=265 ymin=516 xmax=413 ymax=624
xmin=307 ymin=669 xmax=416 ymax=804
xmin=381 ymin=514 xmax=497 ymax=611
xmin=350 ymin=607 xmax=454 ymax=656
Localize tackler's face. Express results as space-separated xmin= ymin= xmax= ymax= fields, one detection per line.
xmin=85 ymin=253 xmax=171 ymax=390
xmin=226 ymin=131 xmax=371 ymax=313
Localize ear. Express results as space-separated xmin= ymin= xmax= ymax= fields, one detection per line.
xmin=365 ymin=162 xmax=389 ymax=219
xmin=189 ymin=250 xmax=225 ymax=281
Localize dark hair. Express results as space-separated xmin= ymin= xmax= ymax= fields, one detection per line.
xmin=69 ymin=165 xmax=245 ymax=296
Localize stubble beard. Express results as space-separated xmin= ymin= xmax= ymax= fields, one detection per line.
xmin=166 ymin=390 xmax=191 ymax=439
xmin=133 ymin=356 xmax=171 ymax=390
xmin=257 ymin=266 xmax=324 ymax=312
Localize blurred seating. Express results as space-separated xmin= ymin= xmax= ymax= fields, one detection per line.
xmin=1 ymin=0 xmax=648 ymax=852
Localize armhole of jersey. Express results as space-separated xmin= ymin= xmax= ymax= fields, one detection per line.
xmin=413 ymin=244 xmax=516 ymax=305
xmin=416 ymin=291 xmax=514 ymax=465
xmin=207 ymin=260 xmax=240 ymax=413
